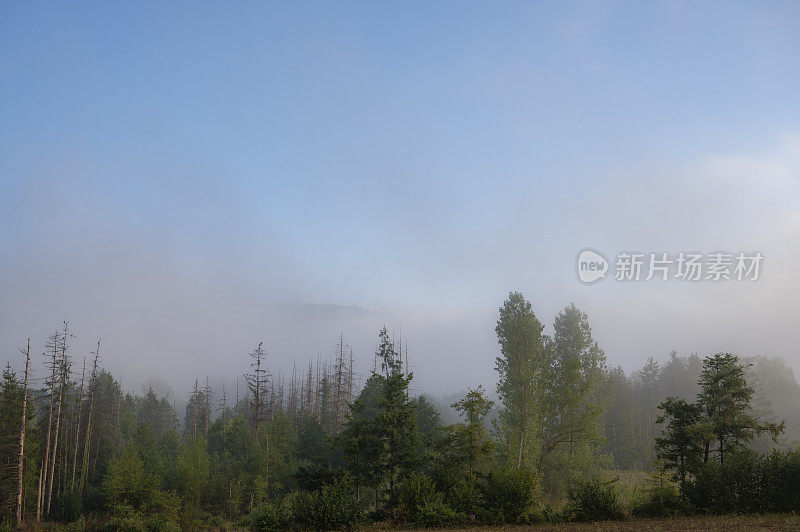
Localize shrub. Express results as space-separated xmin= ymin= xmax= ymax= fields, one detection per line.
xmin=291 ymin=479 xmax=364 ymax=529
xmin=567 ymin=477 xmax=626 ymax=522
xmin=687 ymin=451 xmax=758 ymax=513
xmin=104 ymin=503 xmax=147 ymax=532
xmin=687 ymin=449 xmax=800 ymax=514
xmin=758 ymin=449 xmax=800 ymax=512
xmin=480 ymin=468 xmax=537 ymax=523
xmin=144 ymin=514 xmax=182 ymax=532
xmin=534 ymin=505 xmax=570 ymax=524
xmin=290 ymin=490 xmax=317 ymax=527
xmin=631 ymin=484 xmax=687 ymax=518
xmin=51 ymin=490 xmax=82 ymax=522
xmin=448 ymin=475 xmax=480 ymax=515
xmin=414 ymin=500 xmax=465 ymax=528
xmin=242 ymin=499 xmax=291 ymax=531
xmin=395 ymin=472 xmax=438 ymax=520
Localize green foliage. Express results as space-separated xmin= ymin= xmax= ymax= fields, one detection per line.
xmin=414 ymin=395 xmax=442 ymax=443
xmin=242 ymin=499 xmax=291 ymax=531
xmin=479 ymin=468 xmax=537 ymax=523
xmin=104 ymin=504 xmax=147 ymax=532
xmin=290 ymin=478 xmax=364 ymax=529
xmin=567 ymin=476 xmax=626 ymax=522
xmin=395 ymin=472 xmax=438 ymax=521
xmin=698 ymin=353 xmax=784 ymax=464
xmin=494 ymin=292 xmax=548 ymax=469
xmin=414 ymin=501 xmax=465 ymax=528
xmin=339 ymin=328 xmax=419 ymax=507
xmin=449 ymin=386 xmax=494 ymax=476
xmin=51 ymin=490 xmax=83 ymax=523
xmin=687 ymin=448 xmax=800 ymax=513
xmin=13 ymin=322 xmax=800 ymax=530
xmin=655 ymin=397 xmax=704 ymax=488
xmin=103 ymin=445 xmax=153 ymax=509
xmin=448 ymin=474 xmax=480 ymax=515
xmin=539 ymin=304 xmax=608 ymax=495
xmin=102 ymin=442 xmax=181 ymax=528
xmin=631 ymin=484 xmax=687 ymax=518
xmin=177 ymin=436 xmax=210 ymax=506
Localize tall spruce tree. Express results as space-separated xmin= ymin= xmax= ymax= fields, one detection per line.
xmin=698 ymin=353 xmax=783 ymax=464
xmin=655 ymin=397 xmax=704 ymax=489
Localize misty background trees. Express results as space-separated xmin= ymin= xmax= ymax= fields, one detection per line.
xmin=1 ymin=292 xmax=799 ymax=528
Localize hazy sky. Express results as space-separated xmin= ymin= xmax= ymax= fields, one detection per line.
xmin=1 ymin=2 xmax=799 ymax=396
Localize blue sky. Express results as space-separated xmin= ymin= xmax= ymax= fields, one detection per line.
xmin=1 ymin=2 xmax=799 ymax=393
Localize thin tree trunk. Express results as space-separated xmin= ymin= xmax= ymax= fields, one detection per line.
xmin=16 ymin=339 xmax=30 ymax=527
xmin=47 ymin=366 xmax=66 ymax=515
xmin=36 ymin=462 xmax=44 ymax=522
xmin=38 ymin=335 xmax=59 ymax=521
xmin=81 ymin=342 xmax=100 ymax=492
xmin=71 ymin=358 xmax=85 ymax=490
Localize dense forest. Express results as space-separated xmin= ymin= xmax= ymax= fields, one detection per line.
xmin=2 ymin=292 xmax=800 ymax=530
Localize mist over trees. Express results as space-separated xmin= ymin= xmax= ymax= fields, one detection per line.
xmin=1 ymin=292 xmax=799 ymax=528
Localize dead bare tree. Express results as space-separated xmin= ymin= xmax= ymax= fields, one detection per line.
xmin=305 ymin=362 xmax=313 ymax=413
xmin=204 ymin=377 xmax=212 ymax=437
xmin=70 ymin=357 xmax=85 ymax=490
xmin=80 ymin=340 xmax=100 ymax=493
xmin=288 ymin=363 xmax=298 ymax=421
xmin=220 ymin=385 xmax=227 ymax=425
xmin=16 ymin=338 xmax=30 ymax=527
xmin=334 ymin=334 xmax=349 ymax=434
xmin=245 ymin=342 xmax=270 ymax=428
xmin=37 ymin=330 xmax=60 ymax=521
xmin=47 ymin=322 xmax=71 ymax=515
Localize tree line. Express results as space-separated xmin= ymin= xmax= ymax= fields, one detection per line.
xmin=0 ymin=292 xmax=795 ymax=529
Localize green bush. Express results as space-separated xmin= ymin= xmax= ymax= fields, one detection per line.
xmin=104 ymin=503 xmax=147 ymax=532
xmin=479 ymin=468 xmax=537 ymax=523
xmin=631 ymin=484 xmax=687 ymax=518
xmin=51 ymin=490 xmax=83 ymax=522
xmin=687 ymin=449 xmax=800 ymax=514
xmin=144 ymin=514 xmax=181 ymax=532
xmin=567 ymin=477 xmax=626 ymax=522
xmin=688 ymin=451 xmax=759 ymax=513
xmin=414 ymin=500 xmax=465 ymax=528
xmin=448 ymin=475 xmax=480 ymax=515
xmin=395 ymin=472 xmax=438 ymax=520
xmin=533 ymin=505 xmax=569 ymax=524
xmin=757 ymin=449 xmax=800 ymax=512
xmin=291 ymin=479 xmax=364 ymax=529
xmin=242 ymin=499 xmax=290 ymax=531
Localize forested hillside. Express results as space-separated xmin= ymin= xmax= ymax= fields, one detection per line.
xmin=1 ymin=292 xmax=798 ymax=529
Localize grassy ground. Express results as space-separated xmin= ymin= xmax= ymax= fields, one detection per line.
xmin=397 ymin=513 xmax=800 ymax=531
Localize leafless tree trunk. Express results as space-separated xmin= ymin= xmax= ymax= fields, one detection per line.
xmin=71 ymin=358 xmax=85 ymax=490
xmin=204 ymin=377 xmax=211 ymax=437
xmin=47 ymin=323 xmax=71 ymax=515
xmin=335 ymin=334 xmax=344 ymax=434
xmin=47 ymin=355 xmax=66 ymax=514
xmin=81 ymin=341 xmax=100 ymax=493
xmin=245 ymin=343 xmax=270 ymax=428
xmin=38 ymin=330 xmax=60 ymax=521
xmin=193 ymin=379 xmax=199 ymax=438
xmin=35 ymin=462 xmax=44 ymax=523
xmin=16 ymin=338 xmax=30 ymax=527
